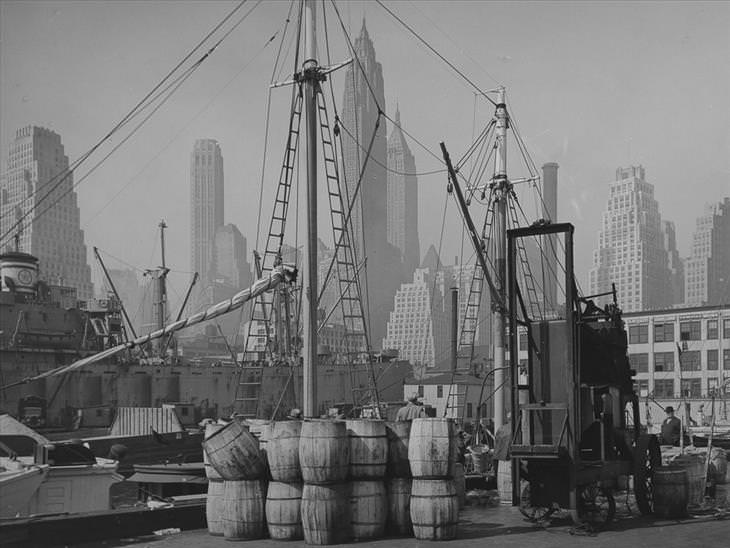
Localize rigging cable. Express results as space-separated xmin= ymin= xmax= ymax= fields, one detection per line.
xmin=374 ymin=0 xmax=497 ymax=107
xmin=1 ymin=0 xmax=258 ymax=247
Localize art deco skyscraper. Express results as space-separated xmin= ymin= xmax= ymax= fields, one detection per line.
xmin=588 ymin=166 xmax=676 ymax=312
xmin=685 ymin=197 xmax=730 ymax=305
xmin=190 ymin=139 xmax=224 ymax=288
xmin=0 ymin=126 xmax=93 ymax=300
xmin=341 ymin=19 xmax=402 ymax=348
xmin=387 ymin=107 xmax=420 ymax=278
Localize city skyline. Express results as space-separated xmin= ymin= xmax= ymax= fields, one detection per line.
xmin=1 ymin=1 xmax=728 ymax=315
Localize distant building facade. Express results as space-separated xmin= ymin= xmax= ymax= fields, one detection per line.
xmin=382 ymin=268 xmax=447 ymax=370
xmin=588 ymin=166 xmax=676 ymax=312
xmin=214 ymin=223 xmax=250 ymax=290
xmin=386 ymin=107 xmax=420 ymax=278
xmin=622 ymin=304 xmax=730 ymax=400
xmin=662 ymin=220 xmax=685 ymax=305
xmin=106 ymin=268 xmax=144 ymax=332
xmin=685 ymin=198 xmax=730 ymax=306
xmin=0 ymin=126 xmax=93 ymax=300
xmin=190 ymin=139 xmax=224 ymax=289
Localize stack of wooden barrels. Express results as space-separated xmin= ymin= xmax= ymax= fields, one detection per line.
xmin=203 ymin=419 xmax=267 ymax=541
xmin=202 ymin=416 xmax=461 ymax=544
xmin=408 ymin=418 xmax=460 ymax=540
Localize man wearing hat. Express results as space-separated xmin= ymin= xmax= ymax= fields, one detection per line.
xmin=660 ymin=406 xmax=681 ymax=446
xmin=396 ymin=393 xmax=426 ymax=421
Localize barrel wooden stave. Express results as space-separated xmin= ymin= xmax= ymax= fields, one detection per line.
xmin=653 ymin=467 xmax=689 ymax=518
xmin=301 ymin=483 xmax=351 ymax=545
xmin=203 ymin=423 xmax=224 ymax=480
xmin=206 ymin=478 xmax=225 ymax=536
xmin=299 ymin=420 xmax=349 ymax=484
xmin=350 ymin=480 xmax=387 ymax=540
xmin=454 ymin=463 xmax=466 ymax=509
xmin=410 ymin=478 xmax=459 ymax=540
xmin=203 ymin=420 xmax=266 ymax=480
xmin=385 ymin=421 xmax=411 ymax=477
xmin=671 ymin=454 xmax=704 ymax=506
xmin=222 ymin=479 xmax=266 ymax=540
xmin=347 ymin=419 xmax=388 ymax=479
xmin=386 ymin=477 xmax=412 ymax=536
xmin=408 ymin=418 xmax=455 ymax=478
xmin=265 ymin=481 xmax=303 ymax=540
xmin=268 ymin=421 xmax=303 ymax=482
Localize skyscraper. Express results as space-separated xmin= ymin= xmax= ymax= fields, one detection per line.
xmin=382 ymin=267 xmax=448 ymax=371
xmin=588 ymin=166 xmax=676 ymax=312
xmin=662 ymin=220 xmax=684 ymax=305
xmin=0 ymin=126 xmax=93 ymax=300
xmin=190 ymin=139 xmax=224 ymax=303
xmin=340 ymin=19 xmax=402 ymax=348
xmin=387 ymin=107 xmax=420 ymax=278
xmin=685 ymin=198 xmax=730 ymax=305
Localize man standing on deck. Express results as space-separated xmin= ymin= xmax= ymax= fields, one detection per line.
xmin=396 ymin=394 xmax=425 ymax=421
xmin=660 ymin=406 xmax=681 ymax=446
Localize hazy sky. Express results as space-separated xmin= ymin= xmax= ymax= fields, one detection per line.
xmin=1 ymin=0 xmax=729 ymax=309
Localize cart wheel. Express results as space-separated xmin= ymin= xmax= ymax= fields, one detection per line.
xmin=577 ymin=483 xmax=615 ymax=526
xmin=634 ymin=433 xmax=661 ymax=515
xmin=519 ymin=483 xmax=555 ymax=522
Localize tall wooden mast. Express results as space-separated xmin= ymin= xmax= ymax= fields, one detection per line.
xmin=302 ymin=0 xmax=319 ymax=418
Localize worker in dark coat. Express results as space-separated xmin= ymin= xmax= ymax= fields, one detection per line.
xmin=660 ymin=406 xmax=681 ymax=446
xmin=396 ymin=394 xmax=426 ymax=421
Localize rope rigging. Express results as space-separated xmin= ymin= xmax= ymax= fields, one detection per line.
xmin=1 ymin=0 xmax=262 ymax=248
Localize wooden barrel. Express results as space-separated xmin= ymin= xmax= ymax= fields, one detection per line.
xmin=671 ymin=454 xmax=705 ymax=506
xmin=203 ymin=423 xmax=224 ymax=480
xmin=408 ymin=418 xmax=455 ymax=478
xmin=299 ymin=420 xmax=349 ymax=484
xmin=410 ymin=479 xmax=458 ymax=540
xmin=386 ymin=477 xmax=412 ymax=536
xmin=497 ymin=459 xmax=512 ymax=505
xmin=206 ymin=478 xmax=225 ymax=536
xmin=301 ymin=482 xmax=351 ymax=545
xmin=265 ymin=481 xmax=303 ymax=540
xmin=347 ymin=419 xmax=388 ymax=479
xmin=715 ymin=484 xmax=729 ymax=508
xmin=203 ymin=420 xmax=265 ymax=480
xmin=222 ymin=479 xmax=265 ymax=540
xmin=350 ymin=480 xmax=387 ymax=540
xmin=386 ymin=421 xmax=411 ymax=477
xmin=454 ymin=463 xmax=466 ymax=509
xmin=268 ymin=420 xmax=303 ymax=482
xmin=709 ymin=448 xmax=728 ymax=484
xmin=653 ymin=467 xmax=689 ymax=518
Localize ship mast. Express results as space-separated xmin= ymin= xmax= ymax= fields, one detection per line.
xmin=492 ymin=86 xmax=509 ymax=431
xmin=302 ymin=0 xmax=318 ymax=418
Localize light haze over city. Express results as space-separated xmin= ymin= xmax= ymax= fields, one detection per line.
xmin=1 ymin=0 xmax=728 ymax=309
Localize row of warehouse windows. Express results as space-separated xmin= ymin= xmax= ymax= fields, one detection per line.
xmin=630 ymin=349 xmax=730 ymax=372
xmin=628 ymin=319 xmax=730 ymax=344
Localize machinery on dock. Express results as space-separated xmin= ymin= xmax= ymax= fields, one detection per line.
xmin=507 ymin=222 xmax=661 ymax=525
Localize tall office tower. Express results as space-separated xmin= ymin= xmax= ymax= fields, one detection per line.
xmin=588 ymin=166 xmax=674 ymax=312
xmin=386 ymin=107 xmax=420 ymax=278
xmin=341 ymin=19 xmax=402 ymax=348
xmin=382 ymin=268 xmax=448 ymax=371
xmin=662 ymin=221 xmax=685 ymax=305
xmin=214 ymin=223 xmax=250 ymax=290
xmin=685 ymin=198 xmax=730 ymax=305
xmin=190 ymin=139 xmax=224 ymax=290
xmin=0 ymin=126 xmax=93 ymax=300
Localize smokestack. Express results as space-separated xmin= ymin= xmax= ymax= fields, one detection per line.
xmin=451 ymin=286 xmax=458 ymax=372
xmin=541 ymin=163 xmax=559 ymax=313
